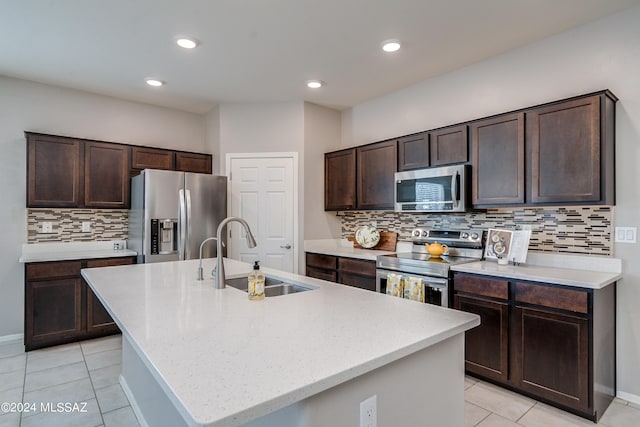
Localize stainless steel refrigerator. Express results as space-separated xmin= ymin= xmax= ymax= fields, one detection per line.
xmin=128 ymin=169 xmax=227 ymax=263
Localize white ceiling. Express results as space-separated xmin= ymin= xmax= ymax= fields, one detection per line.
xmin=2 ymin=0 xmax=639 ymax=113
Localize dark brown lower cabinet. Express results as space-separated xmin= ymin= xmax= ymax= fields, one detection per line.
xmin=454 ymin=294 xmax=509 ymax=382
xmin=25 ymin=256 xmax=135 ymax=351
xmin=513 ymin=306 xmax=589 ymax=412
xmin=305 ymin=252 xmax=376 ymax=291
xmin=453 ymin=272 xmax=615 ymax=422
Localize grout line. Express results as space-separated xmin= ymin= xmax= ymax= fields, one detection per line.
xmin=515 ymin=401 xmax=537 ymax=425
xmin=81 ymin=341 xmax=106 ymax=426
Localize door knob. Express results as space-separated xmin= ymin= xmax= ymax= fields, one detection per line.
xmin=280 ymin=244 xmax=292 ymax=249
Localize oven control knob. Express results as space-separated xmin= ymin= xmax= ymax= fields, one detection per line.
xmin=461 ymin=232 xmax=469 ymax=239
xmin=413 ymin=229 xmax=421 ymax=237
xmin=422 ymin=230 xmax=428 ymax=237
xmin=470 ymin=232 xmax=479 ymax=240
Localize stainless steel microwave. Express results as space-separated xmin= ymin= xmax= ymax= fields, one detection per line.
xmin=394 ymin=164 xmax=468 ymax=213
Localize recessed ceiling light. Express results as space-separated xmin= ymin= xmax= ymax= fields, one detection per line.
xmin=381 ymin=39 xmax=401 ymax=53
xmin=145 ymin=78 xmax=165 ymax=87
xmin=306 ymin=80 xmax=324 ymax=89
xmin=176 ymin=36 xmax=200 ymax=49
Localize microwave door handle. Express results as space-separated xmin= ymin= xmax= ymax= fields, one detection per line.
xmin=451 ymin=171 xmax=459 ymax=208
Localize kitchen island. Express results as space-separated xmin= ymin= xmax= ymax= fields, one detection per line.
xmin=81 ymin=258 xmax=479 ymax=427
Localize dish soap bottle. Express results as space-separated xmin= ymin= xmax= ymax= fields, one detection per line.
xmin=248 ymin=261 xmax=265 ymax=301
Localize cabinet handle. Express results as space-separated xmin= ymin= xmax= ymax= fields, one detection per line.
xmin=280 ymin=244 xmax=292 ymax=249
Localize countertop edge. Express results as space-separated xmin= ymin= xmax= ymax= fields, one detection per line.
xmin=20 ymin=249 xmax=137 ymax=263
xmin=451 ymin=261 xmax=621 ymax=289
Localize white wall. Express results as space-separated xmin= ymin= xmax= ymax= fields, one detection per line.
xmin=341 ymin=6 xmax=640 ymax=401
xmin=303 ymin=102 xmax=342 ymax=241
xmin=204 ymin=105 xmax=221 ymax=174
xmin=218 ymin=102 xmax=341 ymax=272
xmin=218 ymin=102 xmax=304 ymax=173
xmin=0 ymin=76 xmax=206 ymax=337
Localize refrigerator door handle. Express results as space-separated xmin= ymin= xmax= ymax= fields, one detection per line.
xmin=178 ymin=189 xmax=187 ymax=260
xmin=185 ymin=189 xmax=192 ymax=259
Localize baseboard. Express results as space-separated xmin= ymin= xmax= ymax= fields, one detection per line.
xmin=617 ymin=390 xmax=640 ymax=406
xmin=120 ymin=374 xmax=149 ymax=427
xmin=0 ymin=333 xmax=23 ymax=344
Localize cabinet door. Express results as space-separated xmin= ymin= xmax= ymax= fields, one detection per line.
xmin=324 ymin=149 xmax=356 ymax=210
xmin=131 ymin=146 xmax=174 ymax=171
xmin=175 ymin=152 xmax=212 ymax=174
xmin=471 ymin=113 xmax=525 ymax=206
xmin=25 ymin=278 xmax=83 ymax=350
xmin=84 ymin=142 xmax=130 ymax=208
xmin=513 ymin=306 xmax=589 ymax=412
xmin=528 ymin=96 xmax=601 ymax=204
xmin=454 ymin=293 xmax=509 ymax=382
xmin=339 ymin=272 xmax=376 ymax=291
xmin=430 ymin=124 xmax=468 ymax=166
xmin=86 ymin=287 xmax=119 ymax=335
xmin=27 ymin=133 xmax=83 ymax=207
xmin=357 ymin=141 xmax=397 ymax=209
xmin=85 ymin=257 xmax=133 ymax=335
xmin=397 ymin=133 xmax=429 ymax=171
xmin=306 ymin=267 xmax=337 ymax=282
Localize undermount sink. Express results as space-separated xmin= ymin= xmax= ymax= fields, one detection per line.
xmin=225 ymin=275 xmax=314 ymax=296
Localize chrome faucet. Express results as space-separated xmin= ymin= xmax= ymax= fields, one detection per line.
xmin=196 ymin=237 xmax=219 ymax=280
xmin=215 ymin=217 xmax=257 ymax=289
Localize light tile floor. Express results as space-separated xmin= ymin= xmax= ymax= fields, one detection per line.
xmin=0 ymin=335 xmax=138 ymax=427
xmin=464 ymin=376 xmax=640 ymax=427
xmin=1 ymin=336 xmax=639 ymax=426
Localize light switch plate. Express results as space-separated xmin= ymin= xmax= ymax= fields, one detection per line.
xmin=615 ymin=226 xmax=637 ymax=243
xmin=82 ymin=221 xmax=91 ymax=232
xmin=41 ymin=222 xmax=53 ymax=233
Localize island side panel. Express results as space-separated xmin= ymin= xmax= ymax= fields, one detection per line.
xmin=245 ymin=333 xmax=465 ymax=427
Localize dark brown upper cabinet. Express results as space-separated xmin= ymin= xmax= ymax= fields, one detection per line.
xmin=357 ymin=140 xmax=397 ymax=210
xmin=131 ymin=146 xmax=175 ymax=171
xmin=527 ymin=93 xmax=615 ymax=205
xmin=84 ymin=141 xmax=130 ymax=208
xmin=27 ymin=134 xmax=84 ymax=208
xmin=397 ymin=132 xmax=429 ymax=171
xmin=325 ymin=148 xmax=357 ymax=210
xmin=175 ymin=151 xmax=212 ymax=174
xmin=471 ymin=112 xmax=525 ymax=206
xmin=430 ymin=124 xmax=468 ymax=167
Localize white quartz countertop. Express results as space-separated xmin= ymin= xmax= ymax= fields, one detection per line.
xmin=304 ymin=238 xmax=411 ymax=261
xmin=452 ymin=259 xmax=621 ymax=289
xmin=19 ymin=241 xmax=136 ymax=263
xmin=82 ymin=258 xmax=479 ymax=427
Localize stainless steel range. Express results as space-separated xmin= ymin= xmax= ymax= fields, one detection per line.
xmin=376 ymin=228 xmax=485 ymax=307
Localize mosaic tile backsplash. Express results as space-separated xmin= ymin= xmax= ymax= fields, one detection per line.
xmin=339 ymin=207 xmax=613 ymax=256
xmin=27 ymin=209 xmax=128 ymax=243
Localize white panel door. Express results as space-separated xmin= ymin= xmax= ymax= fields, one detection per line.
xmin=228 ymin=155 xmax=295 ymax=272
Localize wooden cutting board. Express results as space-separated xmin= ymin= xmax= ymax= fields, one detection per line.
xmin=348 ymin=231 xmax=398 ymax=251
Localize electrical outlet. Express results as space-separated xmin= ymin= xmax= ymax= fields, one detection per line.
xmin=615 ymin=227 xmax=637 ymax=243
xmin=82 ymin=221 xmax=91 ymax=232
xmin=41 ymin=222 xmax=53 ymax=233
xmin=360 ymin=395 xmax=377 ymax=427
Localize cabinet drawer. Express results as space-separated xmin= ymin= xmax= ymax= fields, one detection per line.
xmin=338 ymin=257 xmax=376 ymax=276
xmin=514 ymin=282 xmax=588 ymax=314
xmin=454 ymin=273 xmax=509 ymax=300
xmin=306 ymin=253 xmax=337 ymax=269
xmin=26 ymin=261 xmax=81 ymax=280
xmin=86 ymin=257 xmax=135 ymax=268
xmin=340 ymin=272 xmax=376 ymax=291
xmin=306 ymin=267 xmax=337 ymax=282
